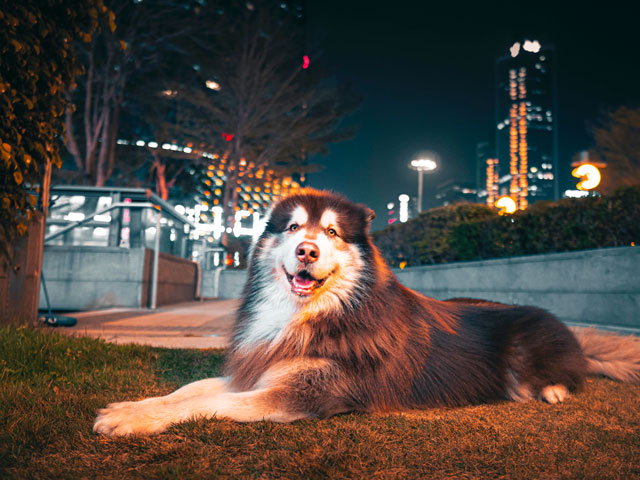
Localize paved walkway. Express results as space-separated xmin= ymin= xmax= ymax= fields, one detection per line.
xmin=53 ymin=299 xmax=239 ymax=349
xmin=48 ymin=299 xmax=639 ymax=350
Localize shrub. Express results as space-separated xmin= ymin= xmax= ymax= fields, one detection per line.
xmin=452 ymin=186 xmax=640 ymax=261
xmin=372 ymin=203 xmax=497 ymax=267
xmin=373 ymin=186 xmax=640 ymax=266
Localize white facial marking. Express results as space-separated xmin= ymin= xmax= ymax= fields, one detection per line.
xmin=320 ymin=210 xmax=338 ymax=231
xmin=290 ymin=206 xmax=308 ymax=228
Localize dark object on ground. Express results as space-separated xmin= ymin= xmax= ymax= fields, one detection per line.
xmin=39 ymin=271 xmax=77 ymax=327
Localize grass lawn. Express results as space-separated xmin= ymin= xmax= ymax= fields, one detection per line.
xmin=1 ymin=326 xmax=639 ymax=479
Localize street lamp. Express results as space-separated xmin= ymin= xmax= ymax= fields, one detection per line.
xmin=409 ymin=157 xmax=437 ymax=213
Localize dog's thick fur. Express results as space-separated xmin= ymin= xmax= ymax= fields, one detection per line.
xmin=94 ymin=189 xmax=640 ymax=436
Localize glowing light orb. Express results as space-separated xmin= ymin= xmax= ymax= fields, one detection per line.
xmin=205 ymin=80 xmax=220 ymax=90
xmin=496 ymin=196 xmax=517 ymax=215
xmin=409 ymin=158 xmax=437 ymax=171
xmin=572 ymin=163 xmax=601 ymax=191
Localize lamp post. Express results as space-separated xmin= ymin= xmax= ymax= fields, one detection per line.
xmin=409 ymin=157 xmax=437 ymax=213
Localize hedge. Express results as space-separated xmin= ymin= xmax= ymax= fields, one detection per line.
xmin=372 ymin=203 xmax=498 ymax=267
xmin=372 ymin=186 xmax=640 ymax=267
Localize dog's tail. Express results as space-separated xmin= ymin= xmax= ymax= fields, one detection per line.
xmin=570 ymin=327 xmax=640 ymax=384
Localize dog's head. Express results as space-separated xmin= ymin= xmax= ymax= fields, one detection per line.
xmin=251 ymin=189 xmax=375 ymax=307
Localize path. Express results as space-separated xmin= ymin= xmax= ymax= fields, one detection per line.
xmin=51 ymin=299 xmax=239 ymax=349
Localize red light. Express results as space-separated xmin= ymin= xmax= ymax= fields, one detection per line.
xmin=222 ymin=132 xmax=233 ymax=142
xmin=388 ymin=219 xmax=396 ymax=224
xmin=302 ymin=55 xmax=309 ymax=69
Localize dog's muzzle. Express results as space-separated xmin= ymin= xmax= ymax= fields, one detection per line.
xmin=284 ymin=267 xmax=328 ymax=296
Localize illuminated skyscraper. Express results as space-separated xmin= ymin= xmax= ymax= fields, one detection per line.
xmin=494 ymin=39 xmax=558 ymax=209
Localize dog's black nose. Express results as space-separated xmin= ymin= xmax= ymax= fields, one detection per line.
xmin=296 ymin=242 xmax=319 ymax=263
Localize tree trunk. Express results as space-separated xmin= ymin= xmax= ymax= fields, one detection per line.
xmin=157 ymin=162 xmax=168 ymax=200
xmin=95 ymin=109 xmax=111 ymax=186
xmin=151 ymin=152 xmax=169 ymax=200
xmin=105 ymin=101 xmax=121 ymax=182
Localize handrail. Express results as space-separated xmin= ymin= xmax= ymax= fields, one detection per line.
xmin=49 ymin=187 xmax=196 ymax=228
xmin=44 ymin=202 xmax=155 ymax=243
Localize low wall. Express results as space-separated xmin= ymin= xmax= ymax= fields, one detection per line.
xmin=200 ymin=246 xmax=639 ymax=331
xmin=395 ymin=246 xmax=640 ymax=330
xmin=201 ymin=269 xmax=247 ymax=299
xmin=40 ymin=246 xmax=198 ymax=310
xmin=142 ymin=250 xmax=200 ymax=307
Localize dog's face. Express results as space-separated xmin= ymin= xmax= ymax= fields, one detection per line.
xmin=253 ymin=190 xmax=375 ymax=308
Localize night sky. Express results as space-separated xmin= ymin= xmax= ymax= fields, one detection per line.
xmin=305 ymin=0 xmax=640 ymax=231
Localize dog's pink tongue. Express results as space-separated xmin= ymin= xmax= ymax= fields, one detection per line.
xmin=294 ymin=274 xmax=315 ymax=288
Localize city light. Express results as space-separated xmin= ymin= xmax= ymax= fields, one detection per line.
xmin=523 ymin=40 xmax=541 ymax=53
xmin=510 ymin=42 xmax=521 ymax=57
xmin=64 ymin=212 xmax=85 ymax=222
xmin=410 ymin=158 xmax=437 ymax=171
xmin=572 ymin=163 xmax=601 ymax=191
xmin=398 ymin=194 xmax=410 ymax=223
xmin=485 ymin=158 xmax=499 ymax=207
xmin=302 ymin=55 xmax=310 ymax=69
xmin=205 ymin=80 xmax=220 ymax=90
xmin=495 ymin=196 xmax=517 ymax=215
xmin=233 ymin=210 xmax=253 ymax=237
xmin=564 ymin=189 xmax=590 ymax=198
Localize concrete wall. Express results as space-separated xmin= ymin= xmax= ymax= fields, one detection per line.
xmin=142 ymin=251 xmax=199 ymax=307
xmin=41 ymin=246 xmax=147 ymax=310
xmin=200 ymin=246 xmax=639 ymax=330
xmin=394 ymin=246 xmax=640 ymax=330
xmin=40 ymin=246 xmax=198 ymax=311
xmin=201 ymin=269 xmax=247 ymax=299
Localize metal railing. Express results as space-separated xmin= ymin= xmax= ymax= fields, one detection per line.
xmin=44 ymin=187 xmax=197 ymax=309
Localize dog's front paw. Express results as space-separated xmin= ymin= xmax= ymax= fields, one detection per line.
xmin=93 ymin=400 xmax=170 ymax=437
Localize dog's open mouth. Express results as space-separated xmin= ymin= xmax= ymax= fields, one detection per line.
xmin=284 ymin=268 xmax=328 ymax=296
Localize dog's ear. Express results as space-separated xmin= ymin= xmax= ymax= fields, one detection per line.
xmin=364 ymin=208 xmax=376 ymax=223
xmin=359 ymin=206 xmax=375 ymax=232
xmin=355 ymin=203 xmax=375 ymax=233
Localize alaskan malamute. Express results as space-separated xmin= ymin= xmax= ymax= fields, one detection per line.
xmin=94 ymin=189 xmax=640 ymax=436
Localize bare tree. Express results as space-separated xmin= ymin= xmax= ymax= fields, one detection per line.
xmin=590 ymin=106 xmax=640 ymax=194
xmin=174 ymin=2 xmax=358 ymax=242
xmin=62 ymin=0 xmax=206 ymax=186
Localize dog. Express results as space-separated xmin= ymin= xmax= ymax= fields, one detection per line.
xmin=94 ymin=189 xmax=640 ymax=436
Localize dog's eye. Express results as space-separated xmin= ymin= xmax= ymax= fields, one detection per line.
xmin=288 ymin=223 xmax=299 ymax=232
xmin=327 ymin=228 xmax=337 ymax=237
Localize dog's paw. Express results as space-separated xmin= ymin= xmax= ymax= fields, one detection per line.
xmin=93 ymin=400 xmax=170 ymax=437
xmin=540 ymin=384 xmax=569 ymax=404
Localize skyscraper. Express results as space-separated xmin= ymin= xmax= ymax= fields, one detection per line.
xmin=494 ymin=39 xmax=558 ymax=210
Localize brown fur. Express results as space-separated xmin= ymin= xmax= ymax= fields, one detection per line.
xmin=93 ymin=189 xmax=640 ymax=437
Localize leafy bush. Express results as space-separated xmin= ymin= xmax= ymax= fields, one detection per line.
xmin=373 ymin=186 xmax=640 ymax=266
xmin=372 ymin=203 xmax=497 ymax=267
xmin=0 ymin=1 xmax=111 ymax=256
xmin=452 ymin=186 xmax=640 ymax=261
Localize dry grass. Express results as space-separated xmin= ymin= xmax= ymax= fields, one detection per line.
xmin=1 ymin=326 xmax=639 ymax=479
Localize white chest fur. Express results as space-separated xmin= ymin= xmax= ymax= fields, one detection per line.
xmin=237 ymin=276 xmax=296 ymax=348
